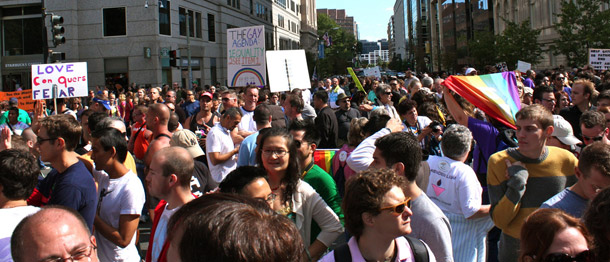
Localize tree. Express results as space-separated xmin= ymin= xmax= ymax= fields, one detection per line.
xmin=468 ymin=31 xmax=497 ymax=70
xmin=317 ymin=14 xmax=357 ymax=77
xmin=496 ymin=20 xmax=543 ymax=69
xmin=554 ymin=0 xmax=610 ymax=67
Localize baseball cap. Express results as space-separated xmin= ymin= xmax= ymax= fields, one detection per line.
xmin=92 ymin=97 xmax=112 ymax=110
xmin=523 ymin=87 xmax=533 ymax=96
xmin=552 ymin=116 xmax=581 ymax=145
xmin=199 ymin=92 xmax=213 ymax=100
xmin=170 ymin=129 xmax=204 ymax=158
xmin=465 ymin=68 xmax=477 ymax=75
xmin=8 ymin=97 xmax=18 ymax=105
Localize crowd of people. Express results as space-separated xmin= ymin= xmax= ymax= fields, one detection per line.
xmin=1 ymin=65 xmax=610 ymax=262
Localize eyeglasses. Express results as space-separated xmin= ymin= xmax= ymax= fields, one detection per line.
xmin=383 ymin=92 xmax=393 ymax=95
xmin=260 ymin=192 xmax=277 ymax=204
xmin=222 ymin=98 xmax=233 ymax=102
xmin=542 ymin=250 xmax=592 ymax=262
xmin=262 ymin=149 xmax=288 ymax=157
xmin=541 ymin=98 xmax=556 ymax=103
xmin=186 ymin=93 xmax=194 ymax=96
xmin=36 ymin=137 xmax=57 ymax=145
xmin=582 ymin=128 xmax=607 ymax=142
xmin=556 ymin=77 xmax=565 ymax=81
xmin=390 ymin=83 xmax=397 ymax=86
xmin=41 ymin=242 xmax=97 ymax=262
xmin=379 ymin=197 xmax=412 ymax=216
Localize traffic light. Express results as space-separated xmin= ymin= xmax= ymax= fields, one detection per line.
xmin=169 ymin=50 xmax=178 ymax=67
xmin=51 ymin=15 xmax=65 ymax=47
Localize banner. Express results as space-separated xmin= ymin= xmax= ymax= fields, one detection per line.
xmin=31 ymin=62 xmax=88 ymax=100
xmin=0 ymin=90 xmax=34 ymax=112
xmin=589 ymin=49 xmax=610 ymax=70
xmin=266 ymin=50 xmax=310 ymax=93
xmin=227 ymin=25 xmax=266 ymax=87
xmin=347 ymin=67 xmax=365 ymax=93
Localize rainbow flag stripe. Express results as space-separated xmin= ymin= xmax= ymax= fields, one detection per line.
xmin=313 ymin=149 xmax=336 ymax=175
xmin=443 ymin=72 xmax=521 ymax=129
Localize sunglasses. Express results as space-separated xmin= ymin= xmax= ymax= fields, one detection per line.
xmin=543 ymin=250 xmax=592 ymax=262
xmin=379 ymin=197 xmax=412 ymax=216
xmin=383 ymin=92 xmax=393 ymax=95
xmin=582 ymin=128 xmax=607 ymax=142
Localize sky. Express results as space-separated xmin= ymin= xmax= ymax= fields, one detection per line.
xmin=316 ymin=0 xmax=394 ymax=42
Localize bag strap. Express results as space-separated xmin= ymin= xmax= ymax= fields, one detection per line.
xmin=333 ymin=242 xmax=352 ymax=262
xmin=404 ymin=235 xmax=429 ymax=262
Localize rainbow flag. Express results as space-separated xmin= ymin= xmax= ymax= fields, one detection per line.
xmin=314 ymin=149 xmax=337 ymax=175
xmin=443 ymin=72 xmax=521 ymax=129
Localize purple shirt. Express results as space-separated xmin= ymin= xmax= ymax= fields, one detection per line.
xmin=469 ymin=117 xmax=500 ymax=175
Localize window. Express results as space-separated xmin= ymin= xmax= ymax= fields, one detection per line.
xmin=159 ymin=0 xmax=170 ymax=35
xmin=227 ymin=0 xmax=240 ymax=9
xmin=103 ymin=7 xmax=126 ymax=36
xmin=210 ymin=58 xmax=217 ymax=85
xmin=275 ymin=0 xmax=286 ymax=8
xmin=207 ymin=14 xmax=216 ymax=42
xmin=290 ymin=1 xmax=295 ymax=12
xmin=278 ymin=14 xmax=284 ymax=28
xmin=179 ymin=7 xmax=201 ymax=38
xmin=250 ymin=0 xmax=254 ymax=14
xmin=2 ymin=5 xmax=43 ymax=56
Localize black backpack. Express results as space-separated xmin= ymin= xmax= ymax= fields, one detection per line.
xmin=333 ymin=235 xmax=430 ymax=262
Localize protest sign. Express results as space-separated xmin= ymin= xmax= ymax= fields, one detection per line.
xmin=0 ymin=90 xmax=34 ymax=112
xmin=347 ymin=67 xmax=365 ymax=93
xmin=31 ymin=62 xmax=88 ymax=100
xmin=227 ymin=25 xmax=266 ymax=87
xmin=516 ymin=60 xmax=531 ymax=73
xmin=363 ymin=66 xmax=381 ymax=78
xmin=266 ymin=50 xmax=310 ymax=92
xmin=589 ymin=49 xmax=610 ymax=70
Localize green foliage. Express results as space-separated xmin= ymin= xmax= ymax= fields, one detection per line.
xmin=496 ymin=20 xmax=543 ymax=69
xmin=468 ymin=31 xmax=497 ymax=70
xmin=317 ymin=13 xmax=357 ymax=77
xmin=554 ymin=0 xmax=610 ymax=67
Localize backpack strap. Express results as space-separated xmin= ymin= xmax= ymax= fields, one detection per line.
xmin=404 ymin=236 xmax=429 ymax=262
xmin=333 ymin=242 xmax=352 ymax=262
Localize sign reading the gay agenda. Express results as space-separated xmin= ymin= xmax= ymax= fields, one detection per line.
xmin=0 ymin=90 xmax=34 ymax=112
xmin=227 ymin=25 xmax=266 ymax=87
xmin=31 ymin=62 xmax=88 ymax=100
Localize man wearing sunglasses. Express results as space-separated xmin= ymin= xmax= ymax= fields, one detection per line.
xmin=580 ymin=110 xmax=610 ymax=146
xmin=369 ymin=131 xmax=453 ymax=262
xmin=145 ymin=147 xmax=196 ymax=262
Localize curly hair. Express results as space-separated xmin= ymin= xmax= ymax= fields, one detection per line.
xmin=256 ymin=127 xmax=301 ymax=204
xmin=584 ymin=187 xmax=610 ymax=261
xmin=343 ymin=168 xmax=407 ymax=238
xmin=0 ymin=149 xmax=39 ymax=200
xmin=520 ymin=208 xmax=592 ymax=262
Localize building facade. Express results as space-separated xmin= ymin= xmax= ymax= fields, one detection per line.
xmin=299 ymin=0 xmax=317 ymax=54
xmin=316 ymin=8 xmax=358 ymax=39
xmin=0 ymin=0 xmax=318 ymax=91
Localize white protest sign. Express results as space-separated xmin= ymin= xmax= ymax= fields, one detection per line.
xmin=31 ymin=62 xmax=88 ymax=100
xmin=589 ymin=49 xmax=610 ymax=70
xmin=363 ymin=66 xmax=381 ymax=78
xmin=266 ymin=50 xmax=310 ymax=92
xmin=227 ymin=25 xmax=266 ymax=87
xmin=517 ymin=60 xmax=531 ymax=73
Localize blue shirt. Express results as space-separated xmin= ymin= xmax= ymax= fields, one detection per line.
xmin=541 ymin=188 xmax=588 ymax=218
xmin=182 ymin=101 xmax=200 ymax=117
xmin=237 ymin=131 xmax=259 ymax=167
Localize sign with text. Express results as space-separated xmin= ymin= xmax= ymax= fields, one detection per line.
xmin=266 ymin=50 xmax=310 ymax=92
xmin=0 ymin=90 xmax=34 ymax=112
xmin=227 ymin=25 xmax=266 ymax=87
xmin=31 ymin=62 xmax=88 ymax=100
xmin=589 ymin=49 xmax=610 ymax=70
xmin=363 ymin=66 xmax=381 ymax=78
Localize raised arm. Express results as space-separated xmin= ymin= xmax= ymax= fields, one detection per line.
xmin=442 ymin=87 xmax=468 ymax=126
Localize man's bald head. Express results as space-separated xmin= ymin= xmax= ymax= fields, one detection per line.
xmin=149 ymin=103 xmax=170 ymax=125
xmin=12 ymin=206 xmax=97 ymax=262
xmin=153 ymin=147 xmax=194 ymax=188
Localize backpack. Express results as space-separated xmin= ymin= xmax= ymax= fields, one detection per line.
xmin=333 ymin=235 xmax=429 ymax=262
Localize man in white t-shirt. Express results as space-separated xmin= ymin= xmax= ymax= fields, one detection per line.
xmin=0 ymin=149 xmax=41 ymax=261
xmin=145 ymin=147 xmax=196 ymax=262
xmin=237 ymin=85 xmax=259 ymax=137
xmin=206 ymin=107 xmax=242 ymax=182
xmin=91 ymin=128 xmax=145 ymax=262
xmin=425 ymin=125 xmax=492 ymax=262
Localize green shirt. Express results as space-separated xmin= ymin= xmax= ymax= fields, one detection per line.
xmin=0 ymin=109 xmax=31 ymax=125
xmin=302 ymin=163 xmax=344 ymax=244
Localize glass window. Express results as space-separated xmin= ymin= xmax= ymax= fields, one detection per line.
xmin=159 ymin=0 xmax=171 ymax=35
xmin=2 ymin=5 xmax=43 ymax=56
xmin=208 ymin=14 xmax=215 ymax=42
xmin=103 ymin=7 xmax=126 ymax=36
xmin=196 ymin=12 xmax=202 ymax=38
xmin=179 ymin=8 xmax=186 ymax=36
